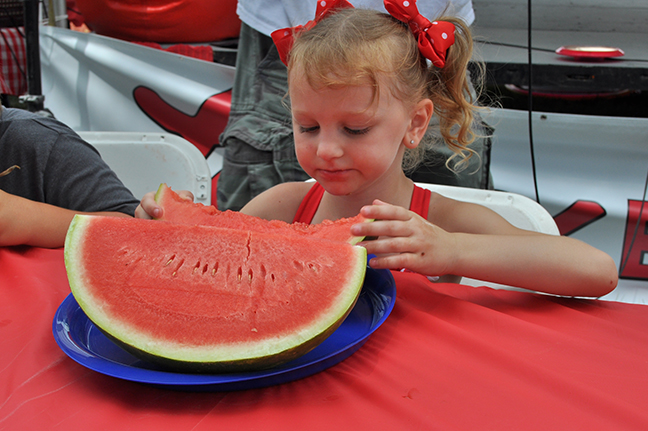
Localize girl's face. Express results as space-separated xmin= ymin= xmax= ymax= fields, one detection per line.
xmin=289 ymin=72 xmax=420 ymax=197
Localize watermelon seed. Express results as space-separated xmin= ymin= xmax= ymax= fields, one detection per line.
xmin=202 ymin=264 xmax=209 ymax=275
xmin=293 ymin=260 xmax=304 ymax=272
xmin=172 ymin=259 xmax=185 ymax=276
xmin=237 ymin=266 xmax=243 ymax=281
xmin=251 ymin=328 xmax=258 ymax=332
xmin=248 ymin=269 xmax=253 ymax=282
xmin=165 ymin=255 xmax=176 ymax=266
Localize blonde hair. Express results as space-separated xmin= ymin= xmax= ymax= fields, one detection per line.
xmin=287 ymin=8 xmax=483 ymax=172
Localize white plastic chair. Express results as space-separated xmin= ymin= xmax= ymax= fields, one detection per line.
xmin=79 ymin=132 xmax=212 ymax=204
xmin=415 ymin=182 xmax=559 ymax=235
xmin=415 ymin=182 xmax=560 ymax=291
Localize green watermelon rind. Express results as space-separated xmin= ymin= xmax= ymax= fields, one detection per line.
xmin=64 ymin=215 xmax=367 ymax=373
xmin=153 ymin=183 xmax=372 ymax=245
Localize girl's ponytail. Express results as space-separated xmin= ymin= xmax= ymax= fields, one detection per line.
xmin=426 ymin=16 xmax=485 ymax=172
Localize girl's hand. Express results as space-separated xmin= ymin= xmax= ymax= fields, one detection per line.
xmin=134 ymin=190 xmax=194 ymax=220
xmin=351 ymin=200 xmax=457 ymax=277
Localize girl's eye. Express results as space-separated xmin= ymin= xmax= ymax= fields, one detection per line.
xmin=299 ymin=125 xmax=319 ymax=133
xmin=345 ymin=127 xmax=370 ymax=136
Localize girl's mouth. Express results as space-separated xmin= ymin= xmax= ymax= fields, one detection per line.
xmin=317 ymin=169 xmax=353 ymax=181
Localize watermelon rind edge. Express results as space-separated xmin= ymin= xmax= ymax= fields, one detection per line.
xmin=64 ymin=216 xmax=156 ymax=357
xmin=64 ymin=215 xmax=91 ymax=317
xmin=64 ymin=214 xmax=368 ymax=373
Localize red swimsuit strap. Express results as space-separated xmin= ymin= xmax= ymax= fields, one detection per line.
xmin=293 ymin=182 xmax=325 ymax=223
xmin=292 ymin=182 xmax=431 ymax=223
xmin=410 ymin=184 xmax=431 ymax=219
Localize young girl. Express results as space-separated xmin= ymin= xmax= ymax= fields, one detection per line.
xmin=137 ymin=1 xmax=617 ymax=297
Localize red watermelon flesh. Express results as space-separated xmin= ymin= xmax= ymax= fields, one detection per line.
xmin=154 ymin=183 xmax=370 ymax=244
xmin=64 ymin=215 xmax=367 ymax=372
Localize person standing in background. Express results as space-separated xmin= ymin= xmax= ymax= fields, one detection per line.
xmin=217 ymin=0 xmax=491 ymax=212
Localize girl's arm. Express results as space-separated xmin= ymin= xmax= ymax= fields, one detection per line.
xmin=0 ymin=190 xmax=131 ymax=248
xmin=442 ymin=231 xmax=617 ymax=297
xmin=352 ymin=197 xmax=618 ymax=298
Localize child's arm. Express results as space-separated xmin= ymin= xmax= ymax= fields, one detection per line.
xmin=352 ymin=199 xmax=618 ymax=298
xmin=0 ymin=190 xmax=131 ymax=248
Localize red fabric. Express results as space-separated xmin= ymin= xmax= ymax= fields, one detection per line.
xmin=293 ymin=182 xmax=325 ymax=223
xmin=2 ymin=246 xmax=648 ymax=430
xmin=293 ymin=183 xmax=432 ymax=223
xmin=383 ymin=0 xmax=455 ymax=68
xmin=73 ymin=0 xmax=241 ymax=43
xmin=271 ymin=0 xmax=354 ymax=65
xmin=409 ymin=184 xmax=431 ymax=219
xmin=0 ymin=27 xmax=27 ymax=95
xmin=66 ymin=0 xmax=85 ymax=27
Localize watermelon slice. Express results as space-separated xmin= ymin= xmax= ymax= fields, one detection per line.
xmin=154 ymin=183 xmax=370 ymax=244
xmin=64 ymin=215 xmax=367 ymax=373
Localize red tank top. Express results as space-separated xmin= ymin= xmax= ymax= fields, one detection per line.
xmin=292 ymin=182 xmax=431 ymax=223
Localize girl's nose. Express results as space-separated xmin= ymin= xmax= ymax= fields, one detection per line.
xmin=316 ymin=133 xmax=344 ymax=161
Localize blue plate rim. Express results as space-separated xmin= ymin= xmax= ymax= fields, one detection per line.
xmin=52 ymin=266 xmax=396 ymax=391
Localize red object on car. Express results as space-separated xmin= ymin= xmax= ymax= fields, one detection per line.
xmin=73 ymin=0 xmax=241 ymax=43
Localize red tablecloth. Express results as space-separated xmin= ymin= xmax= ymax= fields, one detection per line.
xmin=2 ymin=246 xmax=648 ymax=430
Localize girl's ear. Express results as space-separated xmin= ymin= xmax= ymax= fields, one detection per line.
xmin=405 ymin=98 xmax=433 ymax=149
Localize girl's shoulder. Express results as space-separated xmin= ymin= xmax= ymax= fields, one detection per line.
xmin=426 ymin=190 xmax=522 ymax=235
xmin=240 ymin=181 xmax=314 ymax=223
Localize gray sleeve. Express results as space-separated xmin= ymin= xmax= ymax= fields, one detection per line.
xmin=41 ymin=130 xmax=140 ymax=216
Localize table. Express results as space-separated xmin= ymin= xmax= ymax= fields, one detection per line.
xmin=2 ymin=246 xmax=648 ymax=430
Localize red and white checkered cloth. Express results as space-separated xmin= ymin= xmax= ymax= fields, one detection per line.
xmin=0 ymin=27 xmax=27 ymax=95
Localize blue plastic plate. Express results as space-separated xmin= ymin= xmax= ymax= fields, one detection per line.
xmin=52 ymin=266 xmax=396 ymax=391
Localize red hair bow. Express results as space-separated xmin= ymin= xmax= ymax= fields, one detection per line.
xmin=271 ymin=0 xmax=354 ymax=66
xmin=383 ymin=0 xmax=455 ymax=68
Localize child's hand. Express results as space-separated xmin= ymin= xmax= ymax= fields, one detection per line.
xmin=134 ymin=190 xmax=194 ymax=220
xmin=351 ymin=199 xmax=456 ymax=277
